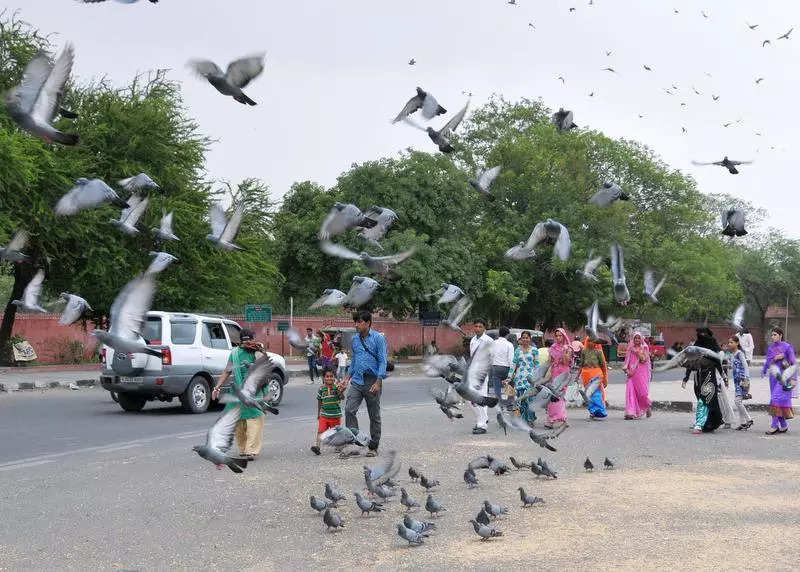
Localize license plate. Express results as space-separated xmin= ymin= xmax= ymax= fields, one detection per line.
xmin=119 ymin=376 xmax=143 ymax=384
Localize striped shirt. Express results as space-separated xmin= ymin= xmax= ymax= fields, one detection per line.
xmin=317 ymin=385 xmax=343 ymax=418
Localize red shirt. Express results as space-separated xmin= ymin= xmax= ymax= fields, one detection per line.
xmin=321 ymin=334 xmax=334 ymax=360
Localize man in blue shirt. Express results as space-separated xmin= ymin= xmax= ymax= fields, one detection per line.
xmin=342 ymin=310 xmax=387 ymax=457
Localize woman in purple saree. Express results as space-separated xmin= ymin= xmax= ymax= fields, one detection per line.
xmin=762 ymin=327 xmax=796 ymax=435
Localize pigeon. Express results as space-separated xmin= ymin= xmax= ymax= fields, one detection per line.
xmin=729 ymin=304 xmax=746 ymax=329
xmin=576 ymin=251 xmax=603 ymax=282
xmin=524 ymin=219 xmax=571 ymax=261
xmin=408 ymin=466 xmax=420 ymax=481
xmin=419 ymin=474 xmax=439 ymax=491
xmin=354 ymin=492 xmax=385 ymax=516
xmin=449 ymin=343 xmax=499 ymax=407
xmin=584 ymin=457 xmax=594 ymax=471
xmin=468 ymin=166 xmax=502 ymax=201
xmin=475 ymin=508 xmax=491 ymax=526
xmin=423 ymin=354 xmax=466 ymax=379
xmin=441 ymin=295 xmax=473 ymax=335
xmin=721 ymin=208 xmax=747 ymax=237
xmin=364 ymin=450 xmax=401 ymax=486
xmin=557 ymin=75 xmax=566 ymax=84
xmin=602 ymin=67 xmax=617 ymax=73
xmin=552 ymin=108 xmax=577 ymax=131
xmin=691 ymin=156 xmax=752 ymax=174
xmin=358 ymin=206 xmax=399 ymax=249
xmin=309 ymin=289 xmax=348 ymax=309
xmin=322 ymin=508 xmax=345 ymax=532
xmin=0 ymin=230 xmax=30 ymax=263
xmin=4 ymin=43 xmax=79 ymax=145
xmin=417 ymin=101 xmax=469 ymax=153
xmin=712 ymin=95 xmax=720 ymax=101
xmin=777 ymin=27 xmax=793 ymax=40
xmin=483 ymin=500 xmax=508 ymax=519
xmin=207 ymin=203 xmax=245 ymax=251
xmin=497 ymin=410 xmax=560 ymax=451
xmin=392 ymin=87 xmax=447 ymax=123
xmin=763 ymin=39 xmax=772 ymax=47
xmin=371 ymin=483 xmax=396 ymax=502
xmin=489 ymin=458 xmax=510 ymax=476
xmin=397 ymin=523 xmax=427 ymax=545
xmin=518 ymin=487 xmax=544 ymax=507
xmin=537 ymin=458 xmax=558 ymax=479
xmin=324 ymin=483 xmax=347 ymax=506
xmin=643 ymin=64 xmax=653 ymax=71
xmin=403 ymin=514 xmax=436 ymax=533
xmin=400 ymin=488 xmax=420 ymax=511
xmin=469 ymin=455 xmax=492 ymax=471
xmin=585 ymin=300 xmax=603 ymax=343
xmin=530 ymin=462 xmax=544 ymax=478
xmin=11 ymin=270 xmax=47 ymax=313
xmin=509 ymin=456 xmax=531 ymax=470
xmin=191 ymin=405 xmax=249 ymax=473
xmin=590 ymin=182 xmax=630 ymax=206
xmin=579 ymin=376 xmax=603 ymax=406
xmin=285 ymin=329 xmax=310 ymax=352
xmin=427 ymin=283 xmax=465 ymax=305
xmin=57 ymin=293 xmax=92 ymax=325
xmin=747 ymin=22 xmax=759 ymax=29
xmin=188 ymin=53 xmax=265 ymax=105
xmin=643 ymin=270 xmax=667 ymax=304
xmin=469 ymin=519 xmax=503 ymax=541
xmin=342 ymin=276 xmax=380 ymax=308
xmin=319 ymin=240 xmax=415 ymax=277
xmin=656 ymin=345 xmax=722 ymax=372
xmin=321 ymin=426 xmax=369 ymax=448
xmin=610 ymin=242 xmax=630 ymax=305
xmin=701 ymin=9 xmax=710 ymax=18
xmin=463 ymin=468 xmax=479 ymax=488
xmin=218 ymin=355 xmax=280 ymax=415
xmin=755 ymin=77 xmax=764 ymax=85
xmin=118 ymin=173 xmax=159 ymax=192
xmin=110 ymin=194 xmax=149 ymax=235
xmin=310 ymin=495 xmax=330 ymax=513
xmin=604 ymin=457 xmax=615 ymax=470
xmin=408 ymin=58 xmax=416 ymax=65
xmin=504 ymin=242 xmax=536 ymax=260
xmin=56 ymin=178 xmax=129 ymax=215
xmin=425 ymin=494 xmax=446 ymax=517
xmin=318 ymin=203 xmax=376 ymax=240
xmin=92 ymin=276 xmax=162 ymax=358
xmin=151 ymin=211 xmax=179 ymax=242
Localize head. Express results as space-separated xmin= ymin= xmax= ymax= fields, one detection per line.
xmin=771 ymin=326 xmax=784 ymax=342
xmin=352 ymin=310 xmax=372 ymax=335
xmin=519 ymin=331 xmax=532 ymax=348
xmin=499 ymin=326 xmax=510 ymax=338
xmin=306 ymin=328 xmax=313 ymax=337
xmin=322 ymin=367 xmax=336 ymax=386
xmin=554 ymin=329 xmax=566 ymax=344
xmin=473 ymin=318 xmax=487 ymax=337
xmin=239 ymin=328 xmax=260 ymax=351
xmin=727 ymin=335 xmax=741 ymax=352
xmin=631 ymin=332 xmax=644 ymax=346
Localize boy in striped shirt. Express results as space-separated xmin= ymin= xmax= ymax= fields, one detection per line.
xmin=311 ymin=368 xmax=346 ymax=455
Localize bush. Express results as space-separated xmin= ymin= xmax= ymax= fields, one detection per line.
xmin=395 ymin=344 xmax=423 ymax=358
xmin=53 ymin=339 xmax=88 ymax=364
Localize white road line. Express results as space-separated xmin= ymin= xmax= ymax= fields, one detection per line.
xmin=0 ymin=460 xmax=54 ymax=472
xmin=95 ymin=443 xmax=143 ymax=453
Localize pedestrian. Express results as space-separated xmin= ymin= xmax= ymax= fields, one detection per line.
xmin=682 ymin=327 xmax=725 ymax=434
xmin=318 ymin=330 xmax=335 ymax=370
xmin=739 ymin=327 xmax=755 ymax=364
xmin=210 ymin=328 xmax=267 ymax=461
xmin=490 ymin=326 xmax=515 ymax=404
xmin=469 ymin=318 xmax=494 ymax=435
xmin=505 ymin=331 xmax=539 ymax=426
xmin=727 ymin=336 xmax=753 ymax=430
xmin=717 ymin=351 xmax=737 ymax=430
xmin=543 ymin=328 xmax=572 ymax=429
xmin=310 ymin=368 xmax=346 ymax=455
xmin=624 ymin=332 xmax=652 ymax=420
xmin=762 ymin=326 xmax=796 ymax=435
xmin=581 ymin=337 xmax=608 ymax=420
xmin=304 ymin=328 xmax=319 ymax=384
xmin=537 ymin=339 xmax=552 ymax=370
xmin=344 ymin=310 xmax=388 ymax=456
xmin=335 ymin=348 xmax=349 ymax=381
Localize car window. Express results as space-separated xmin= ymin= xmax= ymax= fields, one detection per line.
xmin=202 ymin=322 xmax=229 ymax=349
xmin=142 ymin=317 xmax=162 ymax=344
xmin=224 ymin=323 xmax=242 ymax=346
xmin=170 ymin=321 xmax=197 ymax=345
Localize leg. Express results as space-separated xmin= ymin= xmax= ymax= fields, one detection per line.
xmin=471 ymin=373 xmax=489 ymax=430
xmin=235 ymin=419 xmax=248 ymax=454
xmin=307 ymin=355 xmax=316 ymax=382
xmin=734 ymin=394 xmax=751 ymax=425
xmin=778 ymin=416 xmax=788 ymax=429
xmin=244 ymin=416 xmax=265 ymax=455
xmin=771 ymin=416 xmax=781 ymax=429
xmin=694 ymin=399 xmax=708 ymax=431
xmin=345 ymin=384 xmax=365 ymax=434
xmin=363 ymin=386 xmax=382 ymax=450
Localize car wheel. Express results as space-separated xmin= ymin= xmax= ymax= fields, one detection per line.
xmin=110 ymin=391 xmax=119 ymax=403
xmin=266 ymin=373 xmax=284 ymax=406
xmin=180 ymin=375 xmax=210 ymax=413
xmin=117 ymin=393 xmax=146 ymax=412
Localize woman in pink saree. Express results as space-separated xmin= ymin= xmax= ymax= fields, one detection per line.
xmin=544 ymin=328 xmax=572 ymax=428
xmin=624 ymin=333 xmax=652 ymax=419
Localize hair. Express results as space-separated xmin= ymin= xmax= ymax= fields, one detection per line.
xmin=544 ymin=339 xmax=554 ymax=347
xmin=352 ymin=310 xmax=372 ymax=324
xmin=306 ymin=327 xmax=312 ymax=332
xmin=474 ymin=317 xmax=487 ymax=327
xmin=771 ymin=326 xmax=784 ymax=339
xmin=740 ymin=327 xmax=750 ymax=334
xmin=520 ymin=330 xmax=532 ymax=340
xmin=322 ymin=367 xmax=336 ymax=378
xmin=728 ymin=335 xmax=741 ymax=350
xmin=498 ymin=326 xmax=510 ymax=337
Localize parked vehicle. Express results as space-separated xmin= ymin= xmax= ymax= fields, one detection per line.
xmin=99 ymin=312 xmax=287 ymax=413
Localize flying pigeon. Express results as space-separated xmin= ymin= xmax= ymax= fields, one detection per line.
xmin=191 ymin=405 xmax=249 ymax=473
xmin=188 ymin=53 xmax=265 ymax=105
xmin=755 ymin=77 xmax=764 ymax=84
xmin=524 ymin=219 xmax=571 ymax=261
xmin=643 ymin=64 xmax=652 ymax=71
xmin=354 ymin=492 xmax=385 ymax=516
xmin=424 ymin=354 xmax=465 ymax=380
xmin=110 ymin=194 xmax=149 ymax=235
xmin=207 ymin=203 xmax=245 ymax=251
xmin=358 ymin=206 xmax=398 ymax=249
xmin=747 ymin=22 xmax=759 ymax=29
xmin=721 ymin=208 xmax=747 ymax=236
xmin=80 ymin=0 xmax=159 ymax=3
xmin=584 ymin=457 xmax=594 ymax=471
xmin=392 ymin=87 xmax=446 ymax=123
xmin=602 ymin=67 xmax=617 ymax=73
xmin=441 ymin=295 xmax=473 ymax=335
xmin=319 ymin=240 xmax=415 ymax=277
xmin=322 ymin=508 xmax=345 ymax=532
xmin=576 ymin=251 xmax=603 ymax=282
xmin=729 ymin=304 xmax=745 ymax=329
xmin=777 ymin=27 xmax=793 ymax=40
xmin=424 ymin=494 xmax=446 ymax=517
xmin=604 ymin=457 xmax=615 ymax=470
xmin=11 ymin=269 xmax=47 ymax=313
xmin=396 ymin=523 xmax=427 ymax=545
xmin=404 ymin=514 xmax=436 ymax=534
xmin=610 ymin=242 xmax=630 ymax=305
xmin=309 ymin=289 xmax=347 ymax=309
xmin=408 ymin=58 xmax=416 ymax=65
xmin=0 ymin=230 xmax=30 ymax=263
xmin=643 ymin=270 xmax=667 ymax=304
xmin=468 ymin=166 xmax=502 ymax=201
xmin=92 ymin=275 xmax=162 ymax=358
xmin=119 ymin=173 xmax=159 ymax=192
xmin=691 ymin=156 xmax=752 ymax=174
xmin=418 ymin=101 xmax=469 ymax=153
xmin=55 ymin=178 xmax=129 ymax=215
xmin=400 ymin=488 xmax=420 ymax=511
xmin=58 ymin=292 xmax=92 ymax=325
xmin=590 ymin=182 xmax=630 ymax=207
xmin=318 ymin=203 xmax=376 ymax=240
xmin=656 ymin=345 xmax=722 ymax=372
xmin=5 ymin=43 xmax=78 ymax=145
xmin=217 ymin=355 xmax=280 ymax=415
xmin=496 ymin=410 xmax=560 ymax=451
xmin=469 ymin=519 xmax=503 ymax=540
xmin=310 ymin=495 xmax=330 ymax=513
xmin=151 ymin=211 xmax=179 ymax=242
xmin=342 ymin=275 xmax=380 ymax=307
xmin=321 ymin=426 xmax=369 ymax=448
xmin=504 ymin=242 xmax=536 ymax=260
xmin=518 ymin=487 xmax=544 ymax=507
xmin=447 ymin=343 xmax=499 ymax=407
xmin=364 ymin=450 xmax=401 ymax=487
xmin=427 ymin=283 xmax=465 ymax=305
xmin=552 ymin=108 xmax=577 ymax=131
xmin=762 ymin=39 xmax=771 ymax=47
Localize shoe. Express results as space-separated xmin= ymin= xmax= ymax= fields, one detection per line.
xmin=743 ymin=393 xmax=752 ymax=400
xmin=624 ymin=415 xmax=635 ymax=420
xmin=778 ymin=427 xmax=788 ymax=434
xmin=691 ymin=428 xmax=702 ymax=435
xmin=310 ymin=446 xmax=321 ymax=455
xmin=646 ymin=408 xmax=652 ymax=418
xmin=765 ymin=428 xmax=779 ymax=435
xmin=240 ymin=454 xmax=255 ymax=462
xmin=69 ymin=382 xmax=80 ymax=390
xmin=365 ymin=449 xmax=378 ymax=457
xmin=723 ymin=423 xmax=732 ymax=429
xmin=472 ymin=427 xmax=487 ymax=435
xmin=306 ymin=380 xmax=315 ymax=385
xmin=735 ymin=424 xmax=746 ymax=431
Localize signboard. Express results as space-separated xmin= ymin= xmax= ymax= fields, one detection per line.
xmin=277 ymin=321 xmax=290 ymax=332
xmin=420 ymin=310 xmax=441 ymax=327
xmin=244 ymin=304 xmax=272 ymax=323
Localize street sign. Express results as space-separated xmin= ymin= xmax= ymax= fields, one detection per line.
xmin=244 ymin=304 xmax=272 ymax=322
xmin=277 ymin=321 xmax=290 ymax=332
xmin=420 ymin=310 xmax=441 ymax=327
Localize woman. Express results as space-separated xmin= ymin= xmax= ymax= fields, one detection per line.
xmin=505 ymin=331 xmax=539 ymax=426
xmin=683 ymin=328 xmax=725 ymax=434
xmin=727 ymin=335 xmax=753 ymax=430
xmin=624 ymin=332 xmax=652 ymax=420
xmin=581 ymin=337 xmax=608 ymax=419
xmin=544 ymin=328 xmax=572 ymax=428
xmin=762 ymin=326 xmax=796 ymax=435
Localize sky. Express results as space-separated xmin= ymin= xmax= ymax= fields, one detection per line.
xmin=6 ymin=0 xmax=799 ymax=236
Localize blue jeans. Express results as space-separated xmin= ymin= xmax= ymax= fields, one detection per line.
xmin=490 ymin=366 xmax=510 ymax=401
xmin=307 ymin=355 xmax=318 ymax=381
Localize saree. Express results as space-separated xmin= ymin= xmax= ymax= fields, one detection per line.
xmin=624 ymin=333 xmax=652 ymax=418
xmin=546 ymin=329 xmax=572 ymax=424
xmin=763 ymin=340 xmax=796 ymax=419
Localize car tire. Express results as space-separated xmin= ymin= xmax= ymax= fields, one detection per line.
xmin=117 ymin=393 xmax=146 ymax=412
xmin=266 ymin=373 xmax=284 ymax=406
xmin=180 ymin=375 xmax=210 ymax=413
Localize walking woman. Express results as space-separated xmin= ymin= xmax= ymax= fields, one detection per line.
xmin=505 ymin=331 xmax=539 ymax=426
xmin=544 ymin=328 xmax=572 ymax=428
xmin=581 ymin=337 xmax=608 ymax=419
xmin=624 ymin=333 xmax=652 ymax=420
xmin=727 ymin=335 xmax=753 ymax=430
xmin=683 ymin=328 xmax=725 ymax=434
xmin=762 ymin=326 xmax=796 ymax=435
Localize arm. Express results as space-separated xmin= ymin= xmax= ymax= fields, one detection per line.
xmin=368 ymin=334 xmax=387 ymax=394
xmin=211 ymin=357 xmax=234 ymax=399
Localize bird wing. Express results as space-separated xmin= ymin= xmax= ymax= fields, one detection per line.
xmin=60 ymin=295 xmax=87 ymax=325
xmin=109 ymin=276 xmax=155 ymax=339
xmin=392 ymin=92 xmax=424 ymax=123
xmin=206 ymin=405 xmax=242 ymax=452
xmin=220 ymin=204 xmax=244 ymax=243
xmin=309 ymin=289 xmax=346 ymax=309
xmin=643 ymin=270 xmax=655 ymax=295
xmin=730 ymin=210 xmax=746 ymax=231
xmin=438 ymin=284 xmax=464 ymax=305
xmin=368 ymin=450 xmax=401 ymax=486
xmin=584 ymin=255 xmax=603 ymax=275
xmin=720 ymin=209 xmax=729 ymax=228
xmin=23 ymin=270 xmax=45 ymax=306
xmin=371 ymin=247 xmax=415 ymax=265
xmin=589 ymin=188 xmax=613 ymax=206
xmin=160 ymin=211 xmax=174 ymax=234
xmin=7 ymin=230 xmax=30 ymax=252
xmin=730 ymin=159 xmax=753 ymax=166
xmin=656 ymin=345 xmax=720 ymax=372
xmin=117 ymin=194 xmax=142 ymax=223
xmin=225 ymin=53 xmax=265 ymax=88
xmin=31 ymin=44 xmax=74 ymax=124
xmin=123 ymin=195 xmax=149 ymax=226
xmin=188 ymin=59 xmax=223 ymax=79
xmin=446 ymin=295 xmax=472 ymax=326
xmin=586 ymin=300 xmax=599 ymax=334
xmin=477 ymin=166 xmax=502 ymax=190
xmin=209 ymin=203 xmax=227 ymax=238
xmin=7 ymin=51 xmax=52 ymax=115
xmin=553 ymin=223 xmax=571 ymax=260
xmin=465 ymin=342 xmax=492 ymax=391
xmin=286 ymin=328 xmax=308 ymax=350
xmin=240 ymin=355 xmax=274 ymax=400
xmin=423 ymin=355 xmax=458 ymax=378
xmin=439 ymin=101 xmax=469 ymax=138
xmin=524 ymin=222 xmax=547 ymax=250
xmin=610 ymin=243 xmax=624 ymax=281
xmin=653 ymin=275 xmax=667 ymax=296
xmin=731 ymin=304 xmax=745 ymax=327
xmin=319 ymin=239 xmax=361 ymax=260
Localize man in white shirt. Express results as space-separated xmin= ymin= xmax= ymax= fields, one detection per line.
xmin=738 ymin=328 xmax=755 ymax=364
xmin=470 ymin=318 xmax=494 ymax=435
xmin=491 ymin=326 xmax=515 ymax=404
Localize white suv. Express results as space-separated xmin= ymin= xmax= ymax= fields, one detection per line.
xmin=100 ymin=311 xmax=287 ymax=413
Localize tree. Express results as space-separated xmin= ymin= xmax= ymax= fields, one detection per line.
xmin=482 ymin=269 xmax=529 ymax=326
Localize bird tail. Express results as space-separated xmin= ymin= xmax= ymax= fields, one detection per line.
xmin=260 ymin=403 xmax=280 ymax=415
xmin=51 ymin=131 xmax=79 ymax=146
xmin=436 ymin=105 xmax=447 ymax=115
xmin=113 ymin=197 xmax=130 ymax=209
xmin=619 ymin=192 xmax=630 ymax=200
xmin=227 ymin=458 xmax=247 ymax=473
xmin=235 ymin=92 xmax=257 ymax=106
xmin=59 ymin=107 xmax=78 ymax=119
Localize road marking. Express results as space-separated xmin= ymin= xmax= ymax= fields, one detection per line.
xmin=95 ymin=443 xmax=143 ymax=453
xmin=0 ymin=460 xmax=54 ymax=472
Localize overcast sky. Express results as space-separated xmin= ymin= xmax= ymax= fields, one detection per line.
xmin=7 ymin=0 xmax=799 ymax=236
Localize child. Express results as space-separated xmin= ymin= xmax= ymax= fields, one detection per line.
xmin=310 ymin=368 xmax=346 ymax=455
xmin=727 ymin=336 xmax=753 ymax=430
xmin=335 ymin=348 xmax=349 ymax=381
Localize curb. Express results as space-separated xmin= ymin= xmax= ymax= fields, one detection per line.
xmin=0 ymin=379 xmax=97 ymax=392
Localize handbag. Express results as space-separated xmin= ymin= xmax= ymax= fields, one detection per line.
xmin=357 ymin=334 xmax=395 ymax=377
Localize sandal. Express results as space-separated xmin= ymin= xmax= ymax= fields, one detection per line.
xmin=691 ymin=428 xmax=702 ymax=435
xmin=778 ymin=427 xmax=788 ymax=434
xmin=646 ymin=409 xmax=652 ymax=418
xmin=765 ymin=428 xmax=779 ymax=435
xmin=310 ymin=446 xmax=321 ymax=455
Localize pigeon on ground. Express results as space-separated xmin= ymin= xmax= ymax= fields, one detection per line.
xmin=408 ymin=466 xmax=420 ymax=481
xmin=584 ymin=457 xmax=594 ymax=471
xmin=469 ymin=455 xmax=493 ymax=471
xmin=56 ymin=178 xmax=129 ymax=215
xmin=119 ymin=173 xmax=159 ymax=192
xmin=192 ymin=404 xmax=248 ymax=473
xmin=217 ymin=355 xmax=280 ymax=415
xmin=469 ymin=519 xmax=503 ymax=540
xmin=530 ymin=462 xmax=545 ymax=478
xmin=324 ymin=483 xmax=346 ymax=506
xmin=110 ymin=194 xmax=149 ymax=235
xmin=504 ymin=241 xmax=536 ymax=260
xmin=552 ymin=108 xmax=577 ymax=131
xmin=691 ymin=156 xmax=752 ymax=174
xmin=425 ymin=495 xmax=446 ymax=517
xmin=610 ymin=242 xmax=630 ymax=305
xmin=475 ymin=508 xmax=491 ymax=526
xmin=354 ymin=492 xmax=385 ymax=516
xmin=342 ymin=275 xmax=380 ymax=308
xmin=151 ymin=211 xmax=180 ymax=242
xmin=404 ymin=514 xmax=436 ymax=533
xmin=537 ymin=457 xmax=558 ymax=479
xmin=319 ymin=240 xmax=415 ymax=277
xmin=420 ymin=474 xmax=439 ymax=491
xmin=729 ymin=304 xmax=745 ymax=329
xmin=576 ymin=251 xmax=603 ymax=282
xmin=397 ymin=523 xmax=427 ymax=545
xmin=590 ymin=182 xmax=630 ymax=206
xmin=5 ymin=43 xmax=79 ymax=145
xmin=392 ymin=87 xmax=447 ymax=123
xmin=57 ymin=293 xmax=92 ymax=325
xmin=364 ymin=450 xmax=401 ymax=486
xmin=524 ymin=219 xmax=571 ymax=261
xmin=400 ymin=487 xmax=420 ymax=511
xmin=721 ymin=208 xmax=747 ymax=237
xmin=604 ymin=457 xmax=615 ymax=470
xmin=407 ymin=101 xmax=468 ymax=153
xmin=427 ymin=283 xmax=465 ymax=305
xmin=509 ymin=456 xmax=530 ymax=470
xmin=483 ymin=500 xmax=508 ymax=519
xmin=643 ymin=270 xmax=667 ymax=304
xmin=372 ymin=484 xmax=396 ymax=502
xmin=518 ymin=487 xmax=545 ymax=507
xmin=0 ymin=230 xmax=30 ymax=263
xmin=464 ymin=467 xmax=479 ymax=488
xmin=322 ymin=508 xmax=345 ymax=532
xmin=489 ymin=458 xmax=510 ymax=476
xmin=469 ymin=166 xmax=502 ymax=201
xmin=321 ymin=425 xmax=369 ymax=448
xmin=656 ymin=345 xmax=722 ymax=373
xmin=188 ymin=53 xmax=265 ymax=105
xmin=441 ymin=295 xmax=473 ymax=335
xmin=310 ymin=495 xmax=330 ymax=513
xmin=309 ymin=289 xmax=347 ymax=309
xmin=358 ymin=206 xmax=398 ymax=249
xmin=91 ymin=275 xmax=162 ymax=358
xmin=318 ymin=203 xmax=377 ymax=241
xmin=207 ymin=203 xmax=245 ymax=251
xmin=11 ymin=270 xmax=47 ymax=313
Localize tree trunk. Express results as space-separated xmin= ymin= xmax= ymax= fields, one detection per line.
xmin=0 ymin=263 xmax=35 ymax=365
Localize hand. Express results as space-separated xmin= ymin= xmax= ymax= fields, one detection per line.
xmin=211 ymin=387 xmax=221 ymax=400
xmin=369 ymin=380 xmax=382 ymax=394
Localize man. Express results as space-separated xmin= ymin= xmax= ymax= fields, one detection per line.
xmin=491 ymin=326 xmax=515 ymax=404
xmin=211 ymin=328 xmax=267 ymax=461
xmin=343 ymin=310 xmax=387 ymax=456
xmin=739 ymin=328 xmax=755 ymax=364
xmin=470 ymin=318 xmax=494 ymax=435
xmin=304 ymin=328 xmax=319 ymax=384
